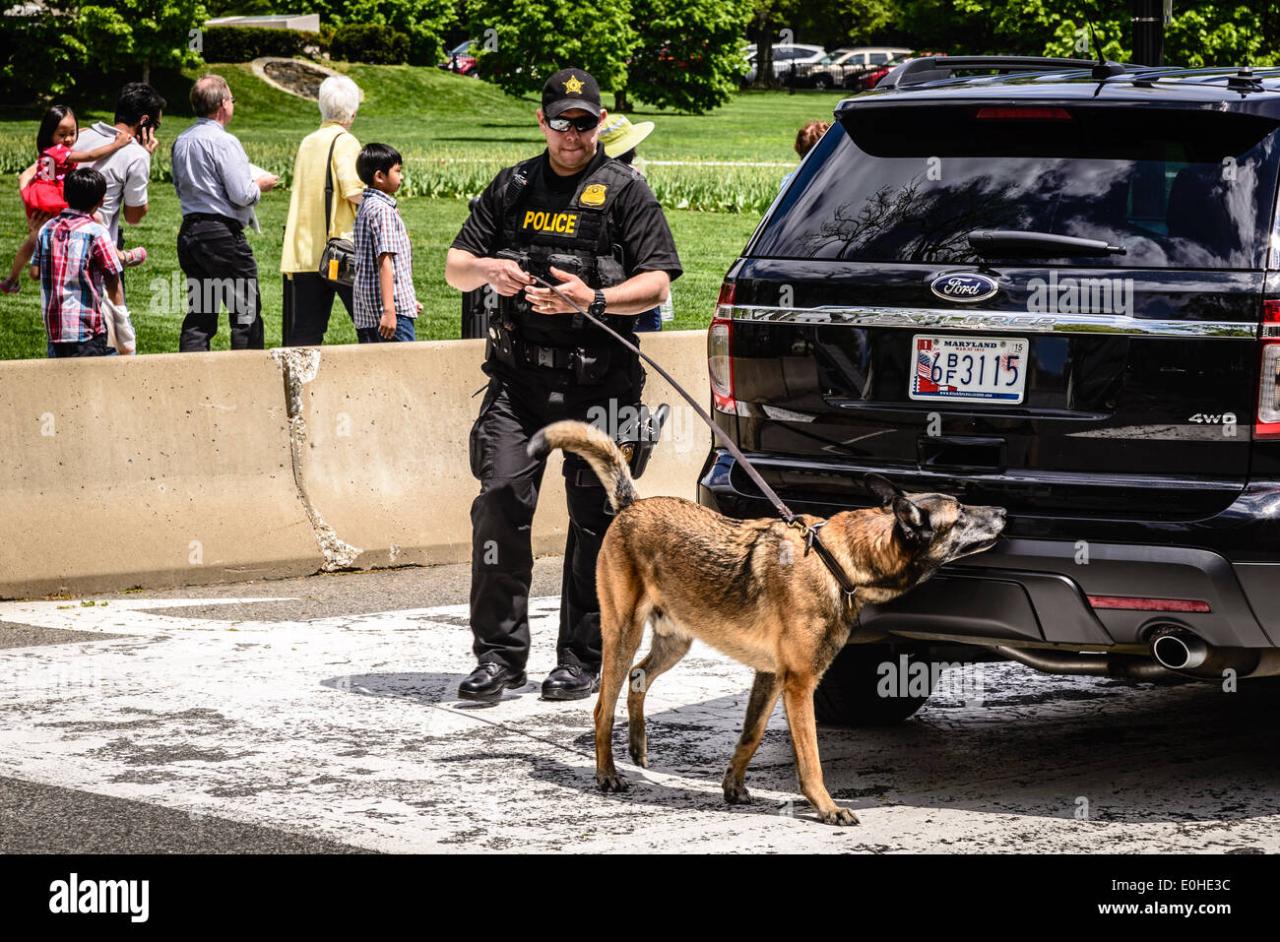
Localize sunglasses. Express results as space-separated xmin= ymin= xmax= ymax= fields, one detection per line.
xmin=547 ymin=114 xmax=600 ymax=133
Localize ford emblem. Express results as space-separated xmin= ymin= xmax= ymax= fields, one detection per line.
xmin=930 ymin=272 xmax=999 ymax=304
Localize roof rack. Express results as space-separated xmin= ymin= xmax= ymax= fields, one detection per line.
xmin=880 ymin=55 xmax=1131 ymax=89
xmin=1121 ymin=67 xmax=1280 ymax=93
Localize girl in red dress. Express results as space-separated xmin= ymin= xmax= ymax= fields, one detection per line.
xmin=2 ymin=105 xmax=147 ymax=294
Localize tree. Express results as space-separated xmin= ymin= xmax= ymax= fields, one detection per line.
xmin=794 ymin=0 xmax=899 ymax=48
xmin=623 ymin=0 xmax=753 ymax=113
xmin=298 ymin=0 xmax=457 ymax=65
xmin=748 ymin=0 xmax=800 ymax=88
xmin=0 ymin=6 xmax=86 ymax=100
xmin=78 ymin=0 xmax=207 ymax=83
xmin=938 ymin=0 xmax=1276 ymax=65
xmin=468 ymin=0 xmax=638 ymax=100
xmin=1163 ymin=2 xmax=1277 ymax=67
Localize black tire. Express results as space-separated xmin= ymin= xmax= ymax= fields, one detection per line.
xmin=814 ymin=642 xmax=936 ymax=726
xmin=814 ymin=74 xmax=832 ymax=91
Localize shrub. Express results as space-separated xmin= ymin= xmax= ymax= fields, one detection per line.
xmin=329 ymin=23 xmax=409 ymax=64
xmin=200 ymin=25 xmax=320 ymax=63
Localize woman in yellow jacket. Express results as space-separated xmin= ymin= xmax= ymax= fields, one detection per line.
xmin=280 ymin=74 xmax=364 ymax=345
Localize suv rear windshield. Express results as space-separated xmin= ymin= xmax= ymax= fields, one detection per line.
xmin=752 ymin=105 xmax=1280 ymax=269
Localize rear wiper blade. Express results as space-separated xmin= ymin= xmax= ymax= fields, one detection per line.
xmin=968 ymin=229 xmax=1126 ymax=258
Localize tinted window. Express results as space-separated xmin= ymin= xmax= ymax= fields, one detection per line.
xmin=869 ymin=53 xmax=890 ymax=64
xmin=752 ymin=106 xmax=1280 ymax=269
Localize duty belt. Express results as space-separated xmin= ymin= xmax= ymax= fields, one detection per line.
xmin=517 ymin=338 xmax=576 ymax=371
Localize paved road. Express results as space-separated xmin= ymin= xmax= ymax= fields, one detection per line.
xmin=1 ymin=560 xmax=1277 ymax=853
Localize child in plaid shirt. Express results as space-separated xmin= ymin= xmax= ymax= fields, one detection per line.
xmin=30 ymin=168 xmax=135 ymax=357
xmin=352 ymin=143 xmax=421 ymax=343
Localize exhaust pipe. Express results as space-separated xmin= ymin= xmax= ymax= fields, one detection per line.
xmin=1150 ymin=629 xmax=1208 ymax=671
xmin=1146 ymin=625 xmax=1266 ymax=679
xmin=993 ymin=631 xmax=1280 ymax=681
xmin=993 ymin=645 xmax=1178 ymax=681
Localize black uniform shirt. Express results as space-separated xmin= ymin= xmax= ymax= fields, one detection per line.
xmin=452 ymin=147 xmax=683 ymax=283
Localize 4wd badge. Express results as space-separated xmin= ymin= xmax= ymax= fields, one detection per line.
xmin=930 ymin=272 xmax=999 ymax=304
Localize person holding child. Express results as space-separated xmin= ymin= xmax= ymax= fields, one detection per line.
xmin=2 ymin=105 xmax=148 ymax=295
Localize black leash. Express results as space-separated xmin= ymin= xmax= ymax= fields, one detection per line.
xmin=524 ymin=273 xmax=865 ymax=609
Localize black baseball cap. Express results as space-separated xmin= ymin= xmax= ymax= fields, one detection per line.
xmin=542 ymin=68 xmax=601 ymax=119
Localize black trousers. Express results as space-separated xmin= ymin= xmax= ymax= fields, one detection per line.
xmin=282 ymin=272 xmax=354 ymax=346
xmin=49 ymin=333 xmax=111 ymax=358
xmin=468 ymin=368 xmax=642 ymax=674
xmin=176 ymin=215 xmax=264 ymax=351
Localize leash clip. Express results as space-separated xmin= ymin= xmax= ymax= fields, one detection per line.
xmin=800 ymin=519 xmax=827 ymax=557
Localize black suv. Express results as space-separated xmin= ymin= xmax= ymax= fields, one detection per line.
xmin=699 ymin=57 xmax=1280 ymax=723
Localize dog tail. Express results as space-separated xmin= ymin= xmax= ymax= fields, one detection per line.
xmin=527 ymin=420 xmax=638 ymax=512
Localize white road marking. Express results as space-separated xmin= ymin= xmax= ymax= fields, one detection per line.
xmin=1 ymin=596 xmax=1276 ymax=853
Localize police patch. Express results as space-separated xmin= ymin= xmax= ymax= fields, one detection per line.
xmin=580 ymin=184 xmax=607 ymax=207
xmin=521 ymin=210 xmax=579 ymax=234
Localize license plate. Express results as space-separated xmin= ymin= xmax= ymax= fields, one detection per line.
xmin=909 ymin=335 xmax=1029 ymax=404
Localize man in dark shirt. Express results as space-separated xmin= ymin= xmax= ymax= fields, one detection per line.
xmin=446 ymin=67 xmax=682 ymax=703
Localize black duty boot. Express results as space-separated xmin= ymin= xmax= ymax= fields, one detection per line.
xmin=541 ymin=664 xmax=600 ymax=701
xmin=457 ymin=662 xmax=527 ymax=703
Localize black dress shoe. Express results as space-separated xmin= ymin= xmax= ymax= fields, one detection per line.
xmin=457 ymin=662 xmax=527 ymax=703
xmin=541 ymin=664 xmax=600 ymax=701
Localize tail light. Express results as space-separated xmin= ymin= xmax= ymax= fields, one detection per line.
xmin=976 ymin=106 xmax=1072 ymax=121
xmin=1256 ymin=300 xmax=1280 ymax=440
xmin=708 ymin=281 xmax=736 ymax=414
xmin=1088 ymin=595 xmax=1212 ymax=614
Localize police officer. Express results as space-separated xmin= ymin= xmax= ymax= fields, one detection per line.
xmin=445 ymin=68 xmax=682 ymax=703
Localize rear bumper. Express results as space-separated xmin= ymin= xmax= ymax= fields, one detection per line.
xmin=698 ymin=449 xmax=1280 ymax=649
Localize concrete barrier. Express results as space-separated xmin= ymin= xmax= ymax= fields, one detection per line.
xmin=282 ymin=330 xmax=712 ymax=569
xmin=0 ymin=331 xmax=711 ymax=598
xmin=0 ymin=352 xmax=321 ymax=598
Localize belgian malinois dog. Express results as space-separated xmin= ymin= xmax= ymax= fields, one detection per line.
xmin=529 ymin=421 xmax=1006 ymax=825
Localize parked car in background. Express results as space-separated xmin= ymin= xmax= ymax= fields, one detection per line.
xmin=440 ymin=39 xmax=478 ymax=77
xmin=854 ymin=51 xmax=946 ymax=90
xmin=796 ymin=47 xmax=919 ymax=90
xmin=803 ymin=48 xmax=871 ymax=89
xmin=742 ymin=43 xmax=827 ymax=86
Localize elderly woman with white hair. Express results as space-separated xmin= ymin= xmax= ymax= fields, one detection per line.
xmin=280 ymin=74 xmax=364 ymax=345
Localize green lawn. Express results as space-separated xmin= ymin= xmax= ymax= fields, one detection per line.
xmin=0 ymin=65 xmax=844 ymax=358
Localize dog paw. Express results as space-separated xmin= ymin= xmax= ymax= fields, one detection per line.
xmin=723 ymin=782 xmax=752 ymax=805
xmin=596 ymin=771 xmax=629 ymax=793
xmin=819 ymin=807 xmax=860 ymax=826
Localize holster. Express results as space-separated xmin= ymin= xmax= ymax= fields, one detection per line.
xmin=485 ymin=314 xmax=518 ymax=369
xmin=617 ymin=403 xmax=669 ymax=479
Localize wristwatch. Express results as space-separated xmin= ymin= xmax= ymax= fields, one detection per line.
xmin=588 ymin=290 xmax=607 ymax=318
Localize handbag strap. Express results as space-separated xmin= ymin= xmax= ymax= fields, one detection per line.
xmin=322 ymin=129 xmax=346 ymax=240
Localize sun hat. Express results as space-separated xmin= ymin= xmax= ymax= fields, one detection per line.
xmin=598 ymin=114 xmax=656 ymax=158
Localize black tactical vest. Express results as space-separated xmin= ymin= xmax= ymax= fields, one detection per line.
xmin=497 ymin=152 xmax=640 ymax=348
xmin=500 ymin=153 xmax=634 ymax=280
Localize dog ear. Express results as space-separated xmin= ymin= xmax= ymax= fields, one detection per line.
xmin=864 ymin=474 xmax=900 ymax=508
xmin=891 ymin=495 xmax=933 ymax=547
